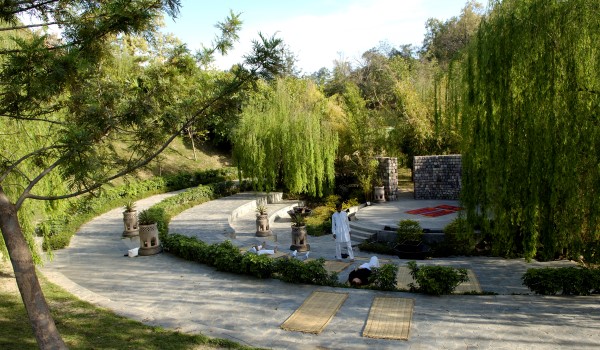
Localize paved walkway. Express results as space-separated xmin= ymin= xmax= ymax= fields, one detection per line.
xmin=39 ymin=192 xmax=600 ymax=350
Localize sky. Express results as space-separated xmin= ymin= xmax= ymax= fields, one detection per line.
xmin=162 ymin=0 xmax=476 ymax=74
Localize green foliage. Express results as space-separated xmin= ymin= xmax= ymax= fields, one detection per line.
xmin=256 ymin=205 xmax=268 ymax=215
xmin=305 ymin=205 xmax=334 ymax=237
xmin=397 ymin=219 xmax=423 ymax=242
xmin=162 ymin=234 xmax=209 ymax=262
xmin=459 ymin=0 xmax=600 ymax=261
xmin=240 ymin=253 xmax=274 ymax=279
xmin=139 ymin=207 xmax=169 ymax=236
xmin=273 ymin=257 xmax=338 ymax=286
xmin=163 ymin=235 xmax=339 ymax=286
xmin=407 ymin=261 xmax=468 ymax=295
xmin=290 ymin=213 xmax=306 ymax=227
xmin=442 ymin=217 xmax=477 ymax=255
xmin=233 ymin=78 xmax=338 ymax=197
xmin=522 ymin=267 xmax=600 ymax=296
xmin=212 ymin=241 xmax=244 ymax=274
xmin=358 ymin=241 xmax=396 ymax=255
xmin=369 ymin=263 xmax=399 ymax=291
xmin=123 ymin=200 xmax=136 ymax=212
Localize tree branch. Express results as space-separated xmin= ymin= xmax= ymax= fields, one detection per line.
xmin=3 ymin=0 xmax=60 ymax=16
xmin=0 ymin=21 xmax=63 ymax=31
xmin=23 ymin=72 xmax=254 ymax=203
xmin=15 ymin=155 xmax=62 ymax=209
xmin=0 ymin=145 xmax=64 ymax=182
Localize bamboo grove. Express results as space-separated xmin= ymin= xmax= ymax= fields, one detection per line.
xmin=458 ymin=0 xmax=600 ymax=261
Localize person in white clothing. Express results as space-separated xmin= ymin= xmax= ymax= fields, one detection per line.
xmin=348 ymin=256 xmax=380 ymax=286
xmin=248 ymin=244 xmax=277 ymax=255
xmin=332 ymin=202 xmax=354 ymax=261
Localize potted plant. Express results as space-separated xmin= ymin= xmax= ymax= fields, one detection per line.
xmin=122 ymin=200 xmax=138 ymax=237
xmin=137 ymin=209 xmax=162 ymax=256
xmin=290 ymin=213 xmax=310 ymax=252
xmin=373 ymin=177 xmax=386 ymax=203
xmin=394 ymin=219 xmax=430 ymax=259
xmin=255 ymin=204 xmax=272 ymax=237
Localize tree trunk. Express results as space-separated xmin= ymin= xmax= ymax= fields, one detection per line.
xmin=0 ymin=188 xmax=67 ymax=349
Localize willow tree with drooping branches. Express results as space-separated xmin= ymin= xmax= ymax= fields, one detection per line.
xmin=460 ymin=0 xmax=600 ymax=261
xmin=233 ymin=77 xmax=338 ymax=197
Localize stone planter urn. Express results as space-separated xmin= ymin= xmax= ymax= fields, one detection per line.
xmin=373 ymin=186 xmax=386 ymax=203
xmin=122 ymin=201 xmax=138 ymax=237
xmin=138 ymin=223 xmax=162 ymax=256
xmin=256 ymin=213 xmax=272 ymax=237
xmin=255 ymin=205 xmax=272 ymax=237
xmin=123 ymin=210 xmax=139 ymax=237
xmin=289 ymin=212 xmax=310 ymax=252
xmin=290 ymin=224 xmax=310 ymax=252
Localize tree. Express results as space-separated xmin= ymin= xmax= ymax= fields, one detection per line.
xmin=460 ymin=0 xmax=600 ymax=261
xmin=233 ymin=78 xmax=338 ymax=197
xmin=421 ymin=0 xmax=484 ymax=67
xmin=0 ymin=1 xmax=284 ymax=348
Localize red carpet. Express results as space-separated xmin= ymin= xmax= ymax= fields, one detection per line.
xmin=406 ymin=205 xmax=463 ymax=217
xmin=406 ymin=207 xmax=437 ymax=215
xmin=422 ymin=209 xmax=455 ymax=217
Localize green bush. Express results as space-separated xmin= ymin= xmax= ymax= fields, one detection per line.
xmin=240 ymin=253 xmax=274 ymax=279
xmin=212 ymin=241 xmax=244 ymax=274
xmin=163 ymin=235 xmax=339 ymax=285
xmin=369 ymin=263 xmax=398 ymax=291
xmin=397 ymin=220 xmax=423 ymax=242
xmin=442 ymin=217 xmax=477 ymax=255
xmin=407 ymin=261 xmax=468 ymax=295
xmin=272 ymin=257 xmax=338 ymax=286
xmin=522 ymin=267 xmax=600 ymax=295
xmin=357 ymin=241 xmax=396 ymax=255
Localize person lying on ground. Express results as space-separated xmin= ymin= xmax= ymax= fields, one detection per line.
xmin=248 ymin=244 xmax=278 ymax=255
xmin=348 ymin=256 xmax=380 ymax=286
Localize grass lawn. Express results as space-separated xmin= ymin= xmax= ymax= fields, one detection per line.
xmin=0 ymin=260 xmax=262 ymax=350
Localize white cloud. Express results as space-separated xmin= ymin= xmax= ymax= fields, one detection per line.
xmin=210 ymin=0 xmax=464 ymax=73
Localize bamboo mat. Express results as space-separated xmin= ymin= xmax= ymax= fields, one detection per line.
xmin=396 ymin=267 xmax=482 ymax=293
xmin=363 ymin=297 xmax=414 ymax=340
xmin=305 ymin=259 xmax=352 ymax=273
xmin=396 ymin=266 xmax=413 ymax=291
xmin=280 ymin=291 xmax=348 ymax=334
xmin=453 ymin=269 xmax=482 ymax=293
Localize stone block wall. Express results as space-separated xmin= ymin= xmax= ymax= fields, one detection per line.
xmin=376 ymin=157 xmax=398 ymax=200
xmin=413 ymin=155 xmax=461 ymax=200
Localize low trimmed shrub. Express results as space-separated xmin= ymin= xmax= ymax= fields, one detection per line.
xmin=407 ymin=261 xmax=468 ymax=295
xmin=212 ymin=241 xmax=244 ymax=274
xmin=163 ymin=235 xmax=338 ymax=287
xmin=240 ymin=253 xmax=274 ymax=279
xmin=369 ymin=263 xmax=398 ymax=291
xmin=357 ymin=241 xmax=396 ymax=255
xmin=397 ymin=220 xmax=423 ymax=242
xmin=273 ymin=257 xmax=338 ymax=286
xmin=522 ymin=267 xmax=600 ymax=295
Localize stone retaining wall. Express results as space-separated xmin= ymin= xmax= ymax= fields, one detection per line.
xmin=413 ymin=155 xmax=461 ymax=200
xmin=376 ymin=157 xmax=398 ymax=200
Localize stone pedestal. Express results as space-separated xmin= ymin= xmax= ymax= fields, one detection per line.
xmin=122 ymin=211 xmax=139 ymax=237
xmin=290 ymin=225 xmax=310 ymax=252
xmin=376 ymin=157 xmax=398 ymax=201
xmin=138 ymin=223 xmax=162 ymax=256
xmin=373 ymin=186 xmax=386 ymax=203
xmin=255 ymin=214 xmax=272 ymax=237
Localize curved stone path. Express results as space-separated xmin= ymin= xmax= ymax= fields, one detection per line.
xmin=39 ymin=191 xmax=600 ymax=350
